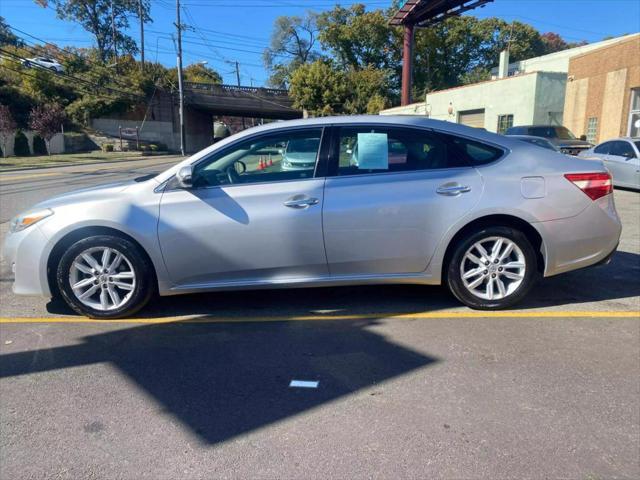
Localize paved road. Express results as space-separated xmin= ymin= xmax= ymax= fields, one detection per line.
xmin=0 ymin=159 xmax=638 ymax=479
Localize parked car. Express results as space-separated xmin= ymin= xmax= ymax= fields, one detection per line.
xmin=508 ymin=135 xmax=560 ymax=152
xmin=21 ymin=56 xmax=64 ymax=73
xmin=4 ymin=116 xmax=621 ymax=318
xmin=579 ymin=138 xmax=640 ymax=190
xmin=281 ymin=137 xmax=321 ymax=170
xmin=505 ymin=125 xmax=592 ymax=156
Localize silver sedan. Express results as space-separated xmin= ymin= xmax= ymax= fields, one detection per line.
xmin=3 ymin=116 xmax=622 ymax=318
xmin=579 ymin=138 xmax=640 ymax=190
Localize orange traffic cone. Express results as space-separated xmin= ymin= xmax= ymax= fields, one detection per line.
xmin=258 ymin=157 xmax=264 ymax=170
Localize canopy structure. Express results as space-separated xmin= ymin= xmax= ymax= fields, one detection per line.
xmin=391 ymin=0 xmax=494 ymax=105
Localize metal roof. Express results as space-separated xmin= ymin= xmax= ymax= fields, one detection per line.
xmin=389 ymin=0 xmax=494 ymax=27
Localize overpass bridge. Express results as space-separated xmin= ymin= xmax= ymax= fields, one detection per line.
xmin=184 ymin=82 xmax=301 ymax=120
xmin=92 ymin=83 xmax=302 ymax=153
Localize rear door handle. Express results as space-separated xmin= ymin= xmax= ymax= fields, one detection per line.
xmin=284 ymin=196 xmax=319 ymax=209
xmin=436 ymin=184 xmax=471 ymax=196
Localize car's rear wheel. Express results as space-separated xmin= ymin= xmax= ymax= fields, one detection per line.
xmin=446 ymin=226 xmax=539 ymax=310
xmin=56 ymin=235 xmax=154 ymax=319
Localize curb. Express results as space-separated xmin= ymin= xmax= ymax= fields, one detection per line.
xmin=0 ymin=154 xmax=182 ymax=174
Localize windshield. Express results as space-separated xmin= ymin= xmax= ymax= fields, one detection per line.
xmin=519 ymin=137 xmax=557 ymax=151
xmin=286 ymin=138 xmax=320 ymax=154
xmin=527 ymin=126 xmax=576 ymax=140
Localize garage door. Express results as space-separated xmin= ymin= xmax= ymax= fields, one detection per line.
xmin=458 ymin=109 xmax=485 ymax=129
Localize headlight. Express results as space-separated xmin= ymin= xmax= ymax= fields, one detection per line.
xmin=10 ymin=208 xmax=54 ymax=233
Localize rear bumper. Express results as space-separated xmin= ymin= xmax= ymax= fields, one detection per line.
xmin=535 ymin=194 xmax=622 ymax=277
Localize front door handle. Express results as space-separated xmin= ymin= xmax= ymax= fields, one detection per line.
xmin=436 ymin=184 xmax=472 ymax=196
xmin=284 ymin=196 xmax=319 ymax=209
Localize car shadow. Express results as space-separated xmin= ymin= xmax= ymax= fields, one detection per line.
xmin=0 ymin=317 xmax=438 ymax=445
xmin=45 ymin=250 xmax=640 ymax=319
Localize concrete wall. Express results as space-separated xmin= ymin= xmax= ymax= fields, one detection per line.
xmin=381 ymin=72 xmax=567 ymax=134
xmin=0 ymin=131 xmax=64 ymax=157
xmin=532 ymin=72 xmax=568 ymax=125
xmin=91 ymin=118 xmax=178 ymax=151
xmin=564 ymin=34 xmax=640 ymax=142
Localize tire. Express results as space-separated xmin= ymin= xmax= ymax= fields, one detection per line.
xmin=446 ymin=226 xmax=539 ymax=310
xmin=56 ymin=235 xmax=154 ymax=319
xmin=49 ymin=66 xmax=57 ymax=72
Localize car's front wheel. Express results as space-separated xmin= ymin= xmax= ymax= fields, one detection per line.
xmin=446 ymin=226 xmax=539 ymax=310
xmin=56 ymin=235 xmax=154 ymax=319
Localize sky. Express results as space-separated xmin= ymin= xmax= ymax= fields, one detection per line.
xmin=1 ymin=0 xmax=639 ymax=86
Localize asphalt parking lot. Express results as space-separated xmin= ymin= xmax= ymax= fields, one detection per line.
xmin=0 ymin=160 xmax=638 ymax=479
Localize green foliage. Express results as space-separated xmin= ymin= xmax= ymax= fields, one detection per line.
xmin=103 ymin=143 xmax=114 ymax=152
xmin=290 ymin=60 xmax=349 ymax=116
xmin=263 ymin=14 xmax=320 ymax=88
xmin=181 ymin=63 xmax=222 ymax=84
xmin=14 ymin=131 xmax=30 ymax=156
xmin=0 ymin=16 xmax=22 ymax=47
xmin=343 ymin=66 xmax=390 ymax=114
xmin=317 ymin=4 xmax=400 ymax=72
xmin=289 ymin=61 xmax=390 ymax=116
xmin=33 ymin=135 xmax=47 ymax=155
xmin=36 ymin=0 xmax=151 ymax=62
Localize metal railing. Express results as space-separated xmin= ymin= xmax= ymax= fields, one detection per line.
xmin=185 ymin=82 xmax=290 ymax=97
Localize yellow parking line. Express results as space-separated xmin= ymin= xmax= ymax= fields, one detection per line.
xmin=0 ymin=311 xmax=638 ymax=324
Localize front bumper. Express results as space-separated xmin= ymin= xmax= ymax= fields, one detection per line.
xmin=535 ymin=194 xmax=622 ymax=277
xmin=2 ymin=224 xmax=52 ymax=297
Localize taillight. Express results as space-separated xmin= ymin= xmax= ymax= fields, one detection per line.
xmin=564 ymin=172 xmax=612 ymax=200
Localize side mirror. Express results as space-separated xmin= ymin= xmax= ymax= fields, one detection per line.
xmin=579 ymin=135 xmax=587 ymax=141
xmin=176 ymin=165 xmax=193 ymax=188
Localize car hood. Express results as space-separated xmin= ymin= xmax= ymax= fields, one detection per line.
xmin=284 ymin=152 xmax=317 ymax=163
xmin=551 ymin=139 xmax=592 ymax=148
xmin=31 ymin=181 xmax=133 ymax=210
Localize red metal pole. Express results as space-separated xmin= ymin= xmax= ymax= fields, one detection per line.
xmin=401 ymin=23 xmax=414 ymax=106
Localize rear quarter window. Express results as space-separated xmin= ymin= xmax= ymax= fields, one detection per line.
xmin=447 ymin=136 xmax=505 ymax=166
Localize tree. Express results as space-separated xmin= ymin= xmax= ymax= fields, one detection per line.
xmin=0 ymin=16 xmax=22 ymax=47
xmin=181 ymin=63 xmax=222 ymax=84
xmin=317 ymin=4 xmax=401 ymax=73
xmin=343 ymin=66 xmax=390 ymax=114
xmin=29 ymin=103 xmax=65 ymax=155
xmin=263 ymin=13 xmax=320 ymax=88
xmin=541 ymin=32 xmax=587 ymax=54
xmin=35 ymin=0 xmax=151 ymax=62
xmin=289 ymin=60 xmax=349 ymax=116
xmin=0 ymin=104 xmax=17 ymax=158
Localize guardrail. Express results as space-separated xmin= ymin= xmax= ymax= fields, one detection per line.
xmin=185 ymin=82 xmax=290 ymax=97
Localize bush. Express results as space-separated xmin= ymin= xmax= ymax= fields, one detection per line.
xmin=33 ymin=135 xmax=48 ymax=155
xmin=14 ymin=131 xmax=30 ymax=156
xmin=103 ymin=143 xmax=114 ymax=152
xmin=149 ymin=144 xmax=158 ymax=152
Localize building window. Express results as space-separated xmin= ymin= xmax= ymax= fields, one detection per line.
xmin=586 ymin=117 xmax=598 ymax=144
xmin=497 ymin=114 xmax=513 ymax=134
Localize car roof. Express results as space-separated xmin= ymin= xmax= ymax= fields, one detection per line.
xmin=508 ymin=125 xmax=566 ymax=129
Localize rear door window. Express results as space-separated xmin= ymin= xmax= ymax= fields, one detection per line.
xmin=610 ymin=141 xmax=636 ymax=158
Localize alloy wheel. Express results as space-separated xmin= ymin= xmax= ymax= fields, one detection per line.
xmin=68 ymin=246 xmax=136 ymax=311
xmin=459 ymin=236 xmax=526 ymax=301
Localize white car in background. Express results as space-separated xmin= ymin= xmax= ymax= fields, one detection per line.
xmin=579 ymin=138 xmax=640 ymax=190
xmin=22 ymin=56 xmax=64 ymax=73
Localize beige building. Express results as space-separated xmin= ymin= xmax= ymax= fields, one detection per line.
xmin=381 ymin=33 xmax=640 ymax=139
xmin=563 ymin=34 xmax=640 ymax=143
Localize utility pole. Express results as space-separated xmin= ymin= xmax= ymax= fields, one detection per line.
xmin=139 ymin=0 xmax=145 ymax=68
xmin=111 ymin=0 xmax=117 ymax=60
xmin=235 ymin=61 xmax=246 ymax=129
xmin=175 ymin=0 xmax=186 ymax=155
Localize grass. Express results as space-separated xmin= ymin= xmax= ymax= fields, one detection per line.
xmin=0 ymin=151 xmax=174 ymax=171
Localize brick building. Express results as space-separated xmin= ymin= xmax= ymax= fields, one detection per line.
xmin=563 ymin=34 xmax=640 ymax=143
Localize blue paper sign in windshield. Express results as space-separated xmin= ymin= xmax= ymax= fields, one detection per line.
xmin=356 ymin=133 xmax=388 ymax=170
